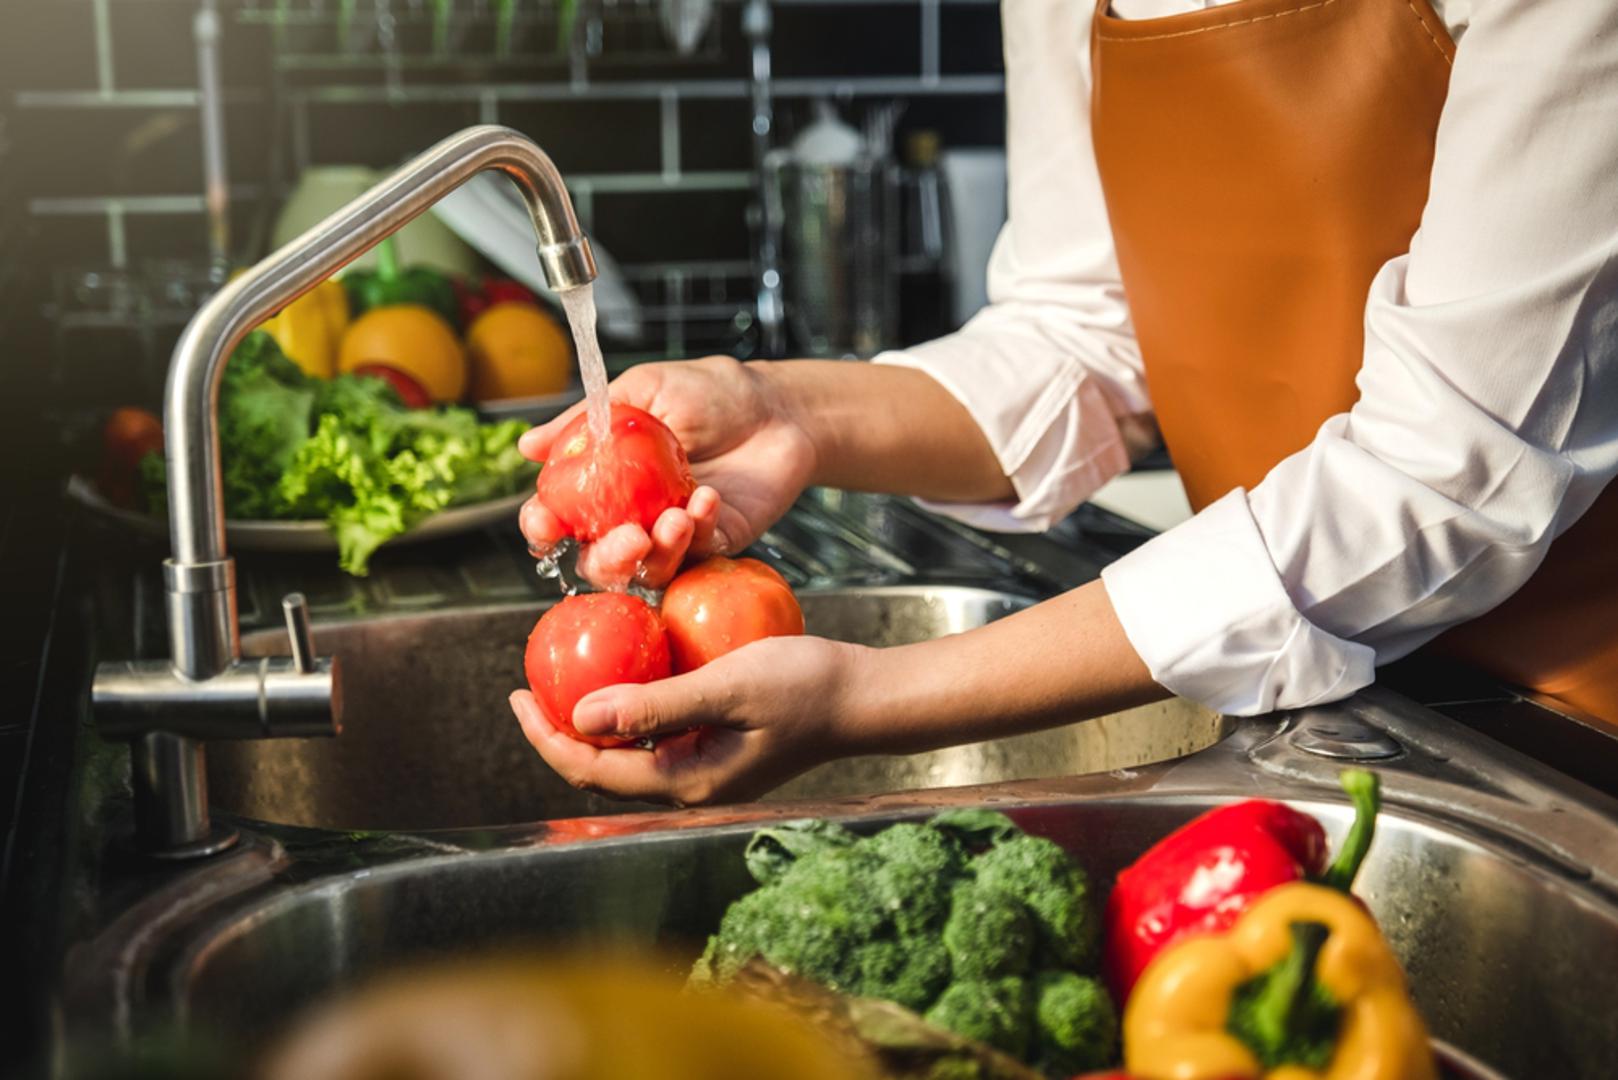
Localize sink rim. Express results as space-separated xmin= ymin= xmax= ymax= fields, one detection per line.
xmin=240 ymin=580 xmax=1051 ymax=640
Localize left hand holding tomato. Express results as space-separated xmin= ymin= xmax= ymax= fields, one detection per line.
xmin=518 ymin=357 xmax=818 ymax=589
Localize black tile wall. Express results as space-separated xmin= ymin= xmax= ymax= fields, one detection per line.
xmin=496 ymin=100 xmax=667 ymax=174
xmin=939 ymin=5 xmax=1007 ymax=73
xmin=0 ymin=4 xmax=99 ymax=92
xmin=678 ymin=97 xmax=756 ymax=171
xmin=14 ymin=103 xmax=275 ymax=199
xmin=771 ymin=5 xmax=923 ymax=78
xmin=303 ymin=99 xmax=485 ymax=167
xmin=592 ymin=187 xmax=754 ymax=263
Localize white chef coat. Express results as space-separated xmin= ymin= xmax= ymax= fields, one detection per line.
xmin=875 ymin=0 xmax=1618 ymax=715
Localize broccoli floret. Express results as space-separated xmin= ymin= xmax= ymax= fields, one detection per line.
xmin=943 ymin=880 xmax=1035 ymax=980
xmin=971 ymin=835 xmax=1097 ymax=969
xmin=861 ymin=822 xmax=967 ymax=877
xmin=1031 ymin=970 xmax=1118 ymax=1076
xmin=930 ymin=809 xmax=1022 ymax=850
xmin=925 ymin=977 xmax=1034 ymax=1059
xmin=857 ymin=936 xmax=953 ymax=1012
xmin=863 ymin=824 xmax=966 ymax=936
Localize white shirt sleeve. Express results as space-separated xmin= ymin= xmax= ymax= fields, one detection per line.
xmin=874 ymin=0 xmax=1154 ymax=533
xmin=1102 ymin=0 xmax=1618 ymax=715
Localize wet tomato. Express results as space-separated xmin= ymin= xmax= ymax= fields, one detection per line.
xmin=535 ymin=403 xmax=695 ymax=542
xmin=660 ymin=557 xmax=804 ymax=673
xmin=524 ymin=592 xmax=671 ymax=748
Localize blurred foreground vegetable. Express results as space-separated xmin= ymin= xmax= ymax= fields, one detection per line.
xmin=260 ymin=951 xmax=870 ymax=1080
xmin=691 ymin=811 xmax=1118 ymax=1076
xmin=139 ymin=331 xmax=534 ymax=575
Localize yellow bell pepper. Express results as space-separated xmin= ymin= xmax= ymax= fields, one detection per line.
xmin=260 ymin=279 xmax=349 ymax=378
xmin=1123 ymin=883 xmax=1436 ymax=1080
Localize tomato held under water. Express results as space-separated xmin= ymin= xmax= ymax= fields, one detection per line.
xmin=660 ymin=556 xmax=804 ymax=673
xmin=535 ymin=403 xmax=695 ymax=542
xmin=525 ymin=592 xmax=672 ymax=748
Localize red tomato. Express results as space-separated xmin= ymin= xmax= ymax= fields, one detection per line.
xmin=536 ymin=403 xmax=696 ymax=542
xmin=660 ymin=557 xmax=804 ymax=673
xmin=99 ymin=407 xmax=165 ymax=507
xmin=353 ymin=364 xmax=433 ymax=409
xmin=103 ymin=407 xmax=164 ymax=471
xmin=524 ymin=592 xmax=672 ymax=748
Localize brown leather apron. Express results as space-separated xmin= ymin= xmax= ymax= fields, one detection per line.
xmin=1089 ymin=0 xmax=1618 ymax=724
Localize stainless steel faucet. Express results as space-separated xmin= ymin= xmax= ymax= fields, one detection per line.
xmin=92 ymin=126 xmax=598 ymax=859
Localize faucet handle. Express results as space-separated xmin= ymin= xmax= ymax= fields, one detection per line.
xmin=283 ymin=593 xmax=315 ymax=673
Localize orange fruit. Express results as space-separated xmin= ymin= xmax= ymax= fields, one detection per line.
xmin=465 ymin=300 xmax=574 ymax=401
xmin=337 ymin=304 xmax=467 ymax=402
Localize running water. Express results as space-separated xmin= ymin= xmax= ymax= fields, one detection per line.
xmin=559 ymin=283 xmax=612 ymax=448
xmin=533 ymin=283 xmax=615 ymax=593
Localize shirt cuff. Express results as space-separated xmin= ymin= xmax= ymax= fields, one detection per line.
xmin=873 ymin=347 xmax=1132 ymax=532
xmin=1100 ymin=491 xmax=1377 ymax=716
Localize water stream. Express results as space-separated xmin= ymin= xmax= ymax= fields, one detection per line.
xmin=559 ymin=283 xmax=612 ymax=448
xmin=536 ymin=283 xmax=614 ymax=594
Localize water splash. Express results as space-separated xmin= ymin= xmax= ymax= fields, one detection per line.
xmin=532 ymin=539 xmax=581 ymax=597
xmin=559 ymin=283 xmax=611 ymax=449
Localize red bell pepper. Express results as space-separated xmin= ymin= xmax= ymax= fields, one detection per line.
xmin=1102 ymin=769 xmax=1380 ymax=1001
xmin=454 ymin=275 xmax=539 ymax=328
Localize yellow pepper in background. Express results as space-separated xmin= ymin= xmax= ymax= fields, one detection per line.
xmin=1123 ymin=883 xmax=1436 ymax=1080
xmin=260 ymin=279 xmax=350 ymax=378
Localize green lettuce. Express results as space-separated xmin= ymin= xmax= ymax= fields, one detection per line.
xmin=141 ymin=331 xmax=537 ymax=576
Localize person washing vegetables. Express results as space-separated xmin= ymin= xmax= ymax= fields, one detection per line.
xmin=511 ymin=0 xmax=1618 ymax=806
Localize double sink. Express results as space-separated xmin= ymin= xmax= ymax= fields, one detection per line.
xmin=60 ymin=493 xmax=1618 ymax=1077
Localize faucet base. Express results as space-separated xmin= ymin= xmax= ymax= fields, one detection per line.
xmin=122 ymin=823 xmax=241 ymax=862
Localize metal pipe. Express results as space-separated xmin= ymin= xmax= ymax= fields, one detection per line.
xmin=195 ymin=0 xmax=231 ymax=276
xmin=164 ymin=125 xmax=596 ymax=571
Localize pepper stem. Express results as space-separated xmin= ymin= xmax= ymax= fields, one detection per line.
xmin=375 ymin=233 xmax=401 ymax=282
xmin=1320 ymin=768 xmax=1380 ymax=892
xmin=1227 ymin=921 xmax=1340 ymax=1070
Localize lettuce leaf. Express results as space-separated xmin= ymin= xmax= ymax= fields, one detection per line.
xmin=140 ymin=331 xmax=537 ymax=576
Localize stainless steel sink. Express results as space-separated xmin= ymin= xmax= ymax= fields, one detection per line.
xmin=218 ymin=586 xmax=1228 ymax=831
xmin=73 ymin=702 xmax=1618 ymax=1079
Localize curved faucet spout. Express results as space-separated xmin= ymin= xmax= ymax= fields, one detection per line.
xmin=165 ymin=124 xmax=596 ymax=575
xmin=100 ymin=127 xmax=595 ymax=857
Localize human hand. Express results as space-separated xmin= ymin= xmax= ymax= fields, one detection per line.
xmin=509 ymin=635 xmax=865 ymax=806
xmin=518 ymin=357 xmax=817 ymax=588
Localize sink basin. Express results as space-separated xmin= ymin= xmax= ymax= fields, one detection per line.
xmin=145 ymin=785 xmax=1618 ymax=1077
xmin=220 ymin=586 xmax=1227 ymax=830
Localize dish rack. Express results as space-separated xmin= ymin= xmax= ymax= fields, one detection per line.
xmin=237 ymin=0 xmax=725 ymax=70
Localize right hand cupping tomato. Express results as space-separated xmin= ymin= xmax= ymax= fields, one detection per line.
xmin=523 ymin=555 xmax=806 ymax=747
